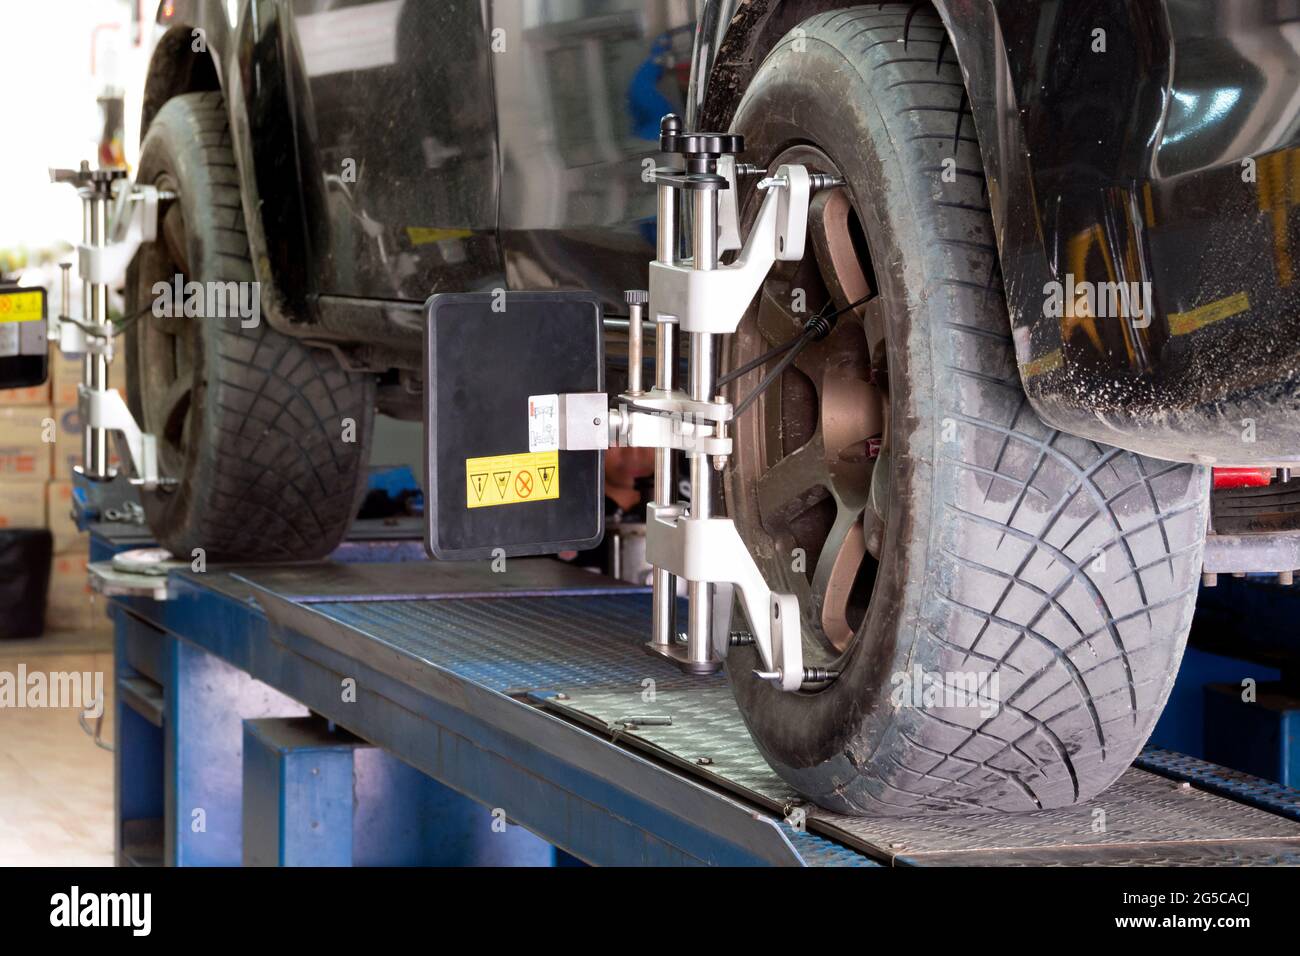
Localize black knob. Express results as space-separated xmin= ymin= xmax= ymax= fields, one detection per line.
xmin=659 ymin=112 xmax=743 ymax=160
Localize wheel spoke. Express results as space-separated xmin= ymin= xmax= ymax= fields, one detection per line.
xmin=161 ymin=204 xmax=189 ymax=276
xmin=157 ymin=373 xmax=193 ymax=447
xmin=754 ymin=282 xmax=805 ymax=350
xmin=808 ymin=188 xmax=871 ymax=311
xmin=756 ymin=433 xmax=829 ymax=533
xmin=812 ymin=500 xmax=867 ymax=651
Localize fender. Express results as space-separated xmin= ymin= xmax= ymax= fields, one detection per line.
xmin=693 ymin=1 xmax=1300 ymax=465
xmin=143 ymin=1 xmax=316 ymax=338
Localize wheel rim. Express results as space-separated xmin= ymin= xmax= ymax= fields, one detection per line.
xmin=134 ymin=173 xmax=199 ymax=481
xmin=727 ymin=145 xmax=890 ymax=667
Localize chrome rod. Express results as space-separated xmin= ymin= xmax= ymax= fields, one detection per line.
xmin=657 ymin=183 xmax=676 ymax=265
xmin=685 ymin=185 xmax=719 ymax=664
xmin=84 ymin=192 xmax=110 ymax=478
xmin=650 ymin=313 xmax=678 ymax=648
xmin=625 ymin=292 xmax=646 ymax=396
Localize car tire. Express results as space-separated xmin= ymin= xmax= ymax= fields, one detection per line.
xmin=124 ymin=91 xmax=374 ymax=561
xmin=722 ymin=5 xmax=1209 ymax=814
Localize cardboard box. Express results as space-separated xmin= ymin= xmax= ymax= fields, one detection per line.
xmin=46 ymin=548 xmax=104 ymax=633
xmin=0 ymin=405 xmax=53 ymax=480
xmin=50 ymin=405 xmax=81 ymax=481
xmin=0 ymin=479 xmax=46 ymax=529
xmin=0 ymin=381 xmax=51 ymax=406
xmin=46 ymin=480 xmax=82 ymax=553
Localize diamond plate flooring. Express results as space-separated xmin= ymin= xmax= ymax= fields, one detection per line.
xmin=283 ymin=586 xmax=1300 ymax=866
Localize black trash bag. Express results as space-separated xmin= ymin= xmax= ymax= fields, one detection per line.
xmin=0 ymin=529 xmax=53 ymax=639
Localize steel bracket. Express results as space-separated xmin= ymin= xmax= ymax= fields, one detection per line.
xmin=77 ymin=183 xmax=162 ymax=286
xmin=78 ymin=383 xmax=171 ymax=491
xmin=645 ymin=503 xmax=803 ymax=691
xmin=648 ymin=164 xmax=809 ymax=335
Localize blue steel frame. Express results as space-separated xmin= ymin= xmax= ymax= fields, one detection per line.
xmin=99 ymin=535 xmax=866 ymax=867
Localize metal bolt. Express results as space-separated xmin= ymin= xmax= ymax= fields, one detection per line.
xmin=808 ymin=173 xmax=847 ymax=191
xmin=617 ymin=715 xmax=672 ymax=728
xmin=801 ymin=667 xmax=841 ymax=682
xmin=1279 ymin=570 xmax=1294 ymax=586
xmin=625 ymin=289 xmax=649 ymax=396
xmin=729 ymin=630 xmax=755 ymax=646
xmin=711 ymin=393 xmax=730 ymax=472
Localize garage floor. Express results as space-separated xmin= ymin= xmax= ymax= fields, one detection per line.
xmin=0 ymin=631 xmax=114 ymax=866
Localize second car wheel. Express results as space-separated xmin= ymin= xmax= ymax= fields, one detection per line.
xmin=124 ymin=91 xmax=375 ymax=562
xmin=721 ymin=4 xmax=1209 ymax=814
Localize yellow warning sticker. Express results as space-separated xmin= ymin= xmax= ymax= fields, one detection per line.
xmin=0 ymin=290 xmax=43 ymax=323
xmin=1021 ymin=348 xmax=1063 ymax=380
xmin=406 ymin=226 xmax=473 ymax=246
xmin=1168 ymin=292 xmax=1250 ymax=336
xmin=465 ymin=450 xmax=559 ymax=509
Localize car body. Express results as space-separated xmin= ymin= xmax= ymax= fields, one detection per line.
xmin=137 ymin=0 xmax=1300 ymax=558
xmin=145 ymin=0 xmax=1299 ymax=464
xmin=143 ymin=0 xmax=695 ymax=415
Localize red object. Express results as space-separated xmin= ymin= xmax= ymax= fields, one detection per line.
xmin=1212 ymin=467 xmax=1273 ymax=489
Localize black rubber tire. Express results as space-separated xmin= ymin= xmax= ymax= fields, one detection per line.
xmin=724 ymin=6 xmax=1209 ymax=814
xmin=125 ymin=92 xmax=374 ymax=561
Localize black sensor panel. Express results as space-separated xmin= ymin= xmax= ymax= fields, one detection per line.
xmin=424 ymin=291 xmax=604 ymax=560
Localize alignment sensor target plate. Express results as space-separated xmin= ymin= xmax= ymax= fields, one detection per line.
xmin=424 ymin=291 xmax=605 ymax=560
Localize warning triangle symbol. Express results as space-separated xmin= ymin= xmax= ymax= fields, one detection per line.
xmin=470 ymin=473 xmax=488 ymax=501
xmin=493 ymin=471 xmax=511 ymax=499
xmin=538 ymin=466 xmax=555 ymax=493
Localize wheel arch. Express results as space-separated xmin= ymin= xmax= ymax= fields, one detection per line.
xmin=693 ymin=0 xmax=1020 ymax=367
xmin=141 ymin=2 xmax=312 ymax=342
xmin=141 ymin=9 xmax=229 ymax=138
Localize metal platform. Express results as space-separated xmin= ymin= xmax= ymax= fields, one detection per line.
xmin=105 ymin=548 xmax=1300 ymax=867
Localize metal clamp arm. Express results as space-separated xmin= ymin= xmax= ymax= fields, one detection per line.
xmin=648 ymin=165 xmax=810 ymax=336
xmin=645 ymin=503 xmax=803 ymax=691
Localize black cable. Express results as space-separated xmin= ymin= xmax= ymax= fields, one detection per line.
xmin=716 ymin=336 xmax=800 ymax=388
xmin=61 ymin=304 xmax=154 ymax=341
xmin=732 ymin=332 xmax=809 ymax=419
xmin=730 ymin=292 xmax=873 ymax=417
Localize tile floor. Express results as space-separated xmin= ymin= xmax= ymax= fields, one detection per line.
xmin=0 ymin=630 xmax=115 ymax=866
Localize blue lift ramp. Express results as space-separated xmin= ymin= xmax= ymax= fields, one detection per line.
xmin=100 ymin=538 xmax=1300 ymax=867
